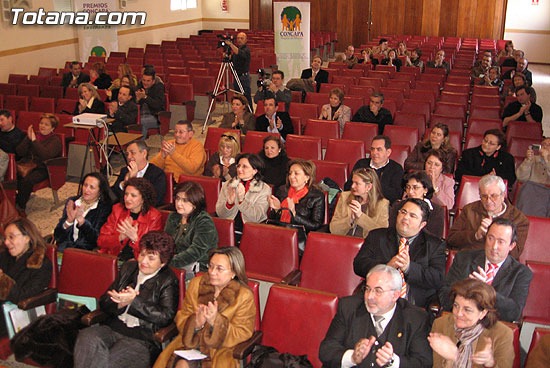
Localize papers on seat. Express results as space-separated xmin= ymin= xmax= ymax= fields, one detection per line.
xmin=174 ymin=349 xmax=208 ymax=360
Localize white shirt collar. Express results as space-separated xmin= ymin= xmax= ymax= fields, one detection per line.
xmin=370 ymin=158 xmax=390 ymax=169
xmin=137 ymin=162 xmax=149 ymax=178
xmin=86 ymin=97 xmax=95 ymax=109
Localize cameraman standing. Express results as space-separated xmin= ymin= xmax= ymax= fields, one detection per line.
xmin=227 ymin=32 xmax=252 ymax=108
xmin=254 ymin=70 xmax=292 ymax=111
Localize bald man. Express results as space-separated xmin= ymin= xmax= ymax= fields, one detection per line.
xmin=227 ymin=32 xmax=252 ymax=107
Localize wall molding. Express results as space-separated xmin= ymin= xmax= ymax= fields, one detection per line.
xmin=0 ymin=17 xmax=249 ymax=57
xmin=504 ymin=29 xmax=550 ymax=34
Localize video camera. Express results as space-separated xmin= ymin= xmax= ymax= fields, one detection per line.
xmin=257 ymin=69 xmax=271 ymax=88
xmin=217 ymin=34 xmax=234 ymax=54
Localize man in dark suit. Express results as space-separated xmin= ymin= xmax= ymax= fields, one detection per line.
xmin=344 ymin=135 xmax=403 ymax=204
xmin=112 ymin=140 xmax=166 ymax=206
xmin=440 ymin=218 xmax=533 ymax=322
xmin=354 ymin=198 xmax=446 ymax=308
xmin=300 ymin=55 xmax=329 ymax=93
xmin=255 ymin=96 xmax=293 ymax=141
xmin=502 ymin=57 xmax=533 ymax=86
xmin=61 ymin=61 xmax=90 ymax=94
xmin=319 ymin=264 xmax=433 ymax=367
xmin=107 ymin=86 xmax=138 ymax=133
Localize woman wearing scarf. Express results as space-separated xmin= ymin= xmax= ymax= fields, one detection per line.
xmin=389 ymin=170 xmax=445 ymax=238
xmin=268 ymin=159 xmax=325 ymax=252
xmin=15 ymin=113 xmax=62 ymax=213
xmin=429 ymin=279 xmax=514 ymax=368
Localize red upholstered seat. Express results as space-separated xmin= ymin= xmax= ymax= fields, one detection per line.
xmin=358 ymin=77 xmax=383 ymax=91
xmin=525 ymin=327 xmax=550 ymax=367
xmin=464 ymin=133 xmax=484 ymax=149
xmin=520 ymin=216 xmax=550 ymax=264
xmin=58 ymin=248 xmax=118 ymax=304
xmin=178 ymin=175 xmax=221 ymax=215
xmin=0 ymin=83 xmax=17 ymax=96
xmin=508 ymin=137 xmax=538 ymax=162
xmin=8 ymin=74 xmax=28 ymax=85
xmin=394 ymin=111 xmax=426 ymax=138
xmin=467 ymin=118 xmax=502 ymax=137
xmin=312 ymin=160 xmax=348 ymax=189
xmin=170 ymin=267 xmax=186 ymax=310
xmin=469 ymin=105 xmax=501 ymax=120
xmin=383 ymin=125 xmax=419 ymax=152
xmin=440 ymin=91 xmax=469 ymax=108
xmin=240 ymin=223 xmax=299 ymax=283
xmin=501 ymin=321 xmax=521 ymax=368
xmin=505 ymin=121 xmax=543 ymax=146
xmin=17 ymin=84 xmax=40 ymax=98
xmin=5 ymin=95 xmax=28 ymax=111
xmin=389 ymin=144 xmax=410 ymax=167
xmin=304 ymin=92 xmax=329 ymax=106
xmin=324 ymin=138 xmax=365 ymax=172
xmin=408 ymin=89 xmax=436 ymax=111
xmin=163 ymin=172 xmax=174 ymax=205
xmin=470 ymin=94 xmax=501 ymax=107
xmin=472 ymin=85 xmax=499 ymax=96
xmin=30 ymin=97 xmax=55 ymax=113
xmin=289 ymin=103 xmax=320 ymax=122
xmin=204 ymin=127 xmax=238 ymax=157
xmin=455 ymin=175 xmax=482 ymax=210
xmin=242 ymin=131 xmax=280 ymax=154
xmin=304 ymin=119 xmax=339 ymax=149
xmin=56 ymin=98 xmax=78 ymax=114
xmin=342 ymin=122 xmax=378 ymax=152
xmin=523 ymin=261 xmax=550 ymax=325
xmin=169 ymin=83 xmax=195 ymax=122
xmin=285 ymin=134 xmax=322 ymax=160
xmin=430 ymin=115 xmax=464 ymax=135
xmin=375 ymin=65 xmax=396 ymax=78
xmin=297 ymin=232 xmax=364 ymax=297
xmin=261 ymin=284 xmax=338 ymax=368
xmin=212 ymin=217 xmax=235 ymax=247
xmin=435 ymin=101 xmax=467 ymax=122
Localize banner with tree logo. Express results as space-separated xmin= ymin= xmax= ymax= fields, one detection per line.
xmin=273 ymin=2 xmax=310 ymax=80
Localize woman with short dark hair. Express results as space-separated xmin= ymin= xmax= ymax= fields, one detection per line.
xmin=165 ymin=181 xmax=218 ymax=278
xmin=218 ymin=94 xmax=255 ymax=133
xmin=429 ymin=279 xmax=514 ymax=367
xmin=98 ymin=177 xmax=163 ymax=261
xmin=74 ymin=231 xmax=179 ymax=368
xmin=54 ymin=172 xmax=112 ymax=251
xmin=319 ymin=88 xmax=351 ymax=136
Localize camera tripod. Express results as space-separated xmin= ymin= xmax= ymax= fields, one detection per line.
xmin=201 ymin=56 xmax=252 ymax=134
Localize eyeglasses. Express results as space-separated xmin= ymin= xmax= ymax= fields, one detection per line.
xmin=482 ymin=138 xmax=499 ymax=146
xmin=362 ymin=285 xmax=396 ymax=296
xmin=480 ymin=193 xmax=502 ymax=201
xmin=405 ymin=184 xmax=423 ymax=191
xmin=398 ymin=208 xmax=420 ymax=220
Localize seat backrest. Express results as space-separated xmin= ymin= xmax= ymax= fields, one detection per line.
xmin=523 ymin=261 xmax=550 ymax=324
xmin=470 ymin=94 xmax=501 ymax=107
xmin=163 ymin=172 xmax=174 ymax=205
xmin=469 ymin=105 xmax=501 ymax=120
xmin=401 ymin=99 xmax=431 ymax=123
xmin=358 ymin=77 xmax=382 ymax=91
xmin=169 ymin=83 xmax=194 ymax=104
xmin=342 ymin=96 xmax=364 ymax=116
xmin=520 ymin=216 xmax=550 ymax=264
xmin=5 ymin=95 xmax=28 ymax=111
xmin=500 ymin=320 xmax=521 ymax=368
xmin=299 ymin=232 xmax=364 ymax=297
xmin=435 ymin=102 xmax=466 ymax=122
xmin=285 ymin=134 xmax=322 ymax=160
xmin=383 ymin=125 xmax=419 ymax=152
xmin=204 ymin=127 xmax=238 ymax=156
xmin=30 ymin=97 xmax=55 ymax=113
xmin=242 ymin=131 xmax=280 ymax=154
xmin=58 ymin=249 xmax=118 ymax=301
xmin=455 ymin=175 xmax=481 ymax=210
xmin=526 ymin=327 xmax=550 ymax=367
xmin=16 ymin=111 xmax=43 ymax=131
xmin=389 ymin=144 xmax=410 ymax=167
xmin=178 ymin=175 xmax=221 ymax=215
xmin=464 ymin=133 xmax=484 ymax=150
xmin=430 ymin=114 xmax=464 ymax=135
xmin=394 ymin=111 xmax=426 ymax=138
xmin=212 ymin=217 xmax=235 ymax=247
xmin=289 ymin=103 xmax=320 ymax=121
xmin=304 ymin=92 xmax=329 ymax=106
xmin=304 ymin=120 xmax=339 ymax=149
xmin=472 ymin=85 xmax=499 ymax=96
xmin=170 ymin=267 xmax=186 ymax=310
xmin=324 ymin=138 xmax=365 ymax=172
xmin=312 ymin=159 xmax=348 ymax=189
xmin=440 ymin=91 xmax=469 ymax=107
xmin=341 ymin=122 xmax=378 ymax=153
xmin=442 ymin=83 xmax=470 ymax=94
xmin=506 ymin=122 xmax=543 ymax=146
xmin=467 ymin=118 xmax=502 ymax=137
xmin=508 ymin=137 xmax=538 ymax=161
xmin=240 ymin=223 xmax=299 ymax=283
xmin=261 ymin=284 xmax=338 ymax=368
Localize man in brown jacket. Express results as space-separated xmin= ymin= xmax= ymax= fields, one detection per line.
xmin=447 ymin=174 xmax=529 ymax=259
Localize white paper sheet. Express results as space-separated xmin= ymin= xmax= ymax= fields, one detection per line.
xmin=174 ymin=349 xmax=208 ymax=360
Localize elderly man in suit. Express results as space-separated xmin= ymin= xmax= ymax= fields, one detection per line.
xmin=440 ymin=218 xmax=532 ymax=322
xmin=353 ymin=198 xmax=446 ymax=309
xmin=319 ymin=264 xmax=433 ymax=367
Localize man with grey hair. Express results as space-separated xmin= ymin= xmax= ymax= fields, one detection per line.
xmin=503 ymin=56 xmax=533 ymax=86
xmin=320 ymin=264 xmax=432 ymax=367
xmin=112 ymin=140 xmax=166 ymax=206
xmin=448 ymin=174 xmax=529 ymax=258
xmin=352 ymin=92 xmax=394 ymax=134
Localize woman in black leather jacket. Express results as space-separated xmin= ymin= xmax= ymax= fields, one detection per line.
xmin=268 ymin=158 xmax=325 ymax=251
xmin=74 ymin=231 xmax=179 ymax=368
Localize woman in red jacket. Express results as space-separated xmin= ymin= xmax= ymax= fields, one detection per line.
xmin=98 ymin=177 xmax=162 ymax=260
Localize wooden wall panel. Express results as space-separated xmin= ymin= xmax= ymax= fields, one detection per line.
xmin=249 ymin=0 xmax=506 ymax=51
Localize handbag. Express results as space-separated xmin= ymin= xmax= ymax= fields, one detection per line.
xmin=16 ymin=161 xmax=37 ymax=178
xmin=248 ymin=345 xmax=313 ymax=368
xmin=0 ymin=183 xmax=18 ymax=229
xmin=266 ymin=207 xmax=307 ymax=252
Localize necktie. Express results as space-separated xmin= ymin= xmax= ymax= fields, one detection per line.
xmin=486 ymin=263 xmax=498 ymax=285
xmin=398 ymin=237 xmax=408 ymax=298
xmin=373 ymin=315 xmax=385 ymax=337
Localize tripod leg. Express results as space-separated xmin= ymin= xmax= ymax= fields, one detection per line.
xmin=229 ymin=64 xmax=253 ymax=113
xmin=202 ymin=63 xmax=227 ymax=134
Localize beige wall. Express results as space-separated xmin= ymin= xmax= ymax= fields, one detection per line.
xmin=0 ymin=0 xmax=250 ymax=82
xmin=504 ymin=0 xmax=550 ymax=64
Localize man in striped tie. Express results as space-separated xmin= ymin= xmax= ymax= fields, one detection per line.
xmin=353 ymin=198 xmax=446 ymax=309
xmin=440 ymin=218 xmax=533 ymax=322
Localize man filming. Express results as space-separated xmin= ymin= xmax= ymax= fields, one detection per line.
xmin=226 ymin=32 xmax=252 ymax=107
xmin=253 ymin=70 xmax=292 ymax=111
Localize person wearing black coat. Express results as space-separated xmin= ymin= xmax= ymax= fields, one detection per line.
xmin=73 ymin=232 xmax=179 ymax=367
xmin=455 ymin=129 xmax=516 ymax=186
xmin=54 ymin=173 xmax=113 ymax=252
xmin=300 ymin=56 xmax=330 ymax=93
xmin=73 ymin=83 xmax=106 ymax=115
xmin=259 ymin=147 xmax=289 ymax=190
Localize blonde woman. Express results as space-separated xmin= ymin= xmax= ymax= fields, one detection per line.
xmin=203 ymin=132 xmax=240 ymax=181
xmin=330 ymin=168 xmax=389 ymax=238
xmin=109 ymin=63 xmax=137 ymax=90
xmin=74 ymin=82 xmax=105 ymax=115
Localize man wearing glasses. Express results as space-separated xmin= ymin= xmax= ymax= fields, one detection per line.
xmin=320 ymin=264 xmax=433 ymax=367
xmin=448 ymin=174 xmax=529 ymax=259
xmin=455 ymin=129 xmax=516 ymax=186
xmin=353 ymin=198 xmax=446 ymax=309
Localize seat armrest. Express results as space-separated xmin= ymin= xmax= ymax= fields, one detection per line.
xmin=81 ymin=310 xmax=109 ymax=326
xmin=17 ymin=288 xmax=57 ymax=310
xmin=44 ymin=157 xmax=68 ymax=166
xmin=154 ymin=322 xmax=178 ymax=343
xmin=233 ymin=331 xmax=263 ymax=360
xmin=158 ymin=111 xmax=172 ymax=118
xmin=429 ymin=300 xmax=442 ymax=318
xmin=183 ymin=101 xmax=197 ymax=107
xmin=280 ymin=270 xmax=301 ymax=285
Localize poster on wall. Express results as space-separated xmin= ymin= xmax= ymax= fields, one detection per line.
xmin=74 ymin=0 xmax=119 ymax=61
xmin=273 ymin=2 xmax=310 ymax=79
